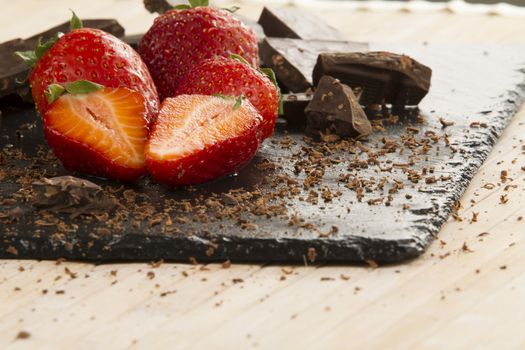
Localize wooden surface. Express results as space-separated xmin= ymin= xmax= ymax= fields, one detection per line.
xmin=2 ymin=1 xmax=525 ymax=349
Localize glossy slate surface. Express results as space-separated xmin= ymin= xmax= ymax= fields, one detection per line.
xmin=1 ymin=43 xmax=525 ymax=263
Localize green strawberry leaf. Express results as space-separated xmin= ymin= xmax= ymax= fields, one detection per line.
xmin=34 ymin=32 xmax=64 ymax=60
xmin=229 ymin=53 xmax=250 ymax=66
xmin=232 ymin=96 xmax=244 ymax=111
xmin=69 ymin=10 xmax=83 ymax=30
xmin=45 ymin=80 xmax=105 ymax=104
xmin=14 ymin=50 xmax=37 ymax=68
xmin=65 ymin=80 xmax=104 ymax=95
xmin=188 ymin=0 xmax=209 ymax=7
xmin=260 ymin=67 xmax=283 ymax=115
xmin=45 ymin=84 xmax=66 ymax=104
xmin=173 ymin=4 xmax=191 ymax=10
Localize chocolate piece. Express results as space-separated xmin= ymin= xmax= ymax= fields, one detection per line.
xmin=143 ymin=0 xmax=173 ymax=14
xmin=258 ymin=6 xmax=345 ymax=41
xmin=313 ymin=51 xmax=432 ymax=106
xmin=305 ymin=75 xmax=372 ymax=138
xmin=260 ymin=38 xmax=368 ymax=93
xmin=32 ymin=176 xmax=118 ymax=218
xmin=122 ymin=34 xmax=143 ymax=50
xmin=0 ymin=19 xmax=125 ymax=100
xmin=282 ymin=92 xmax=313 ymax=127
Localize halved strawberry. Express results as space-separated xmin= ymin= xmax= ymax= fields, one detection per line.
xmin=145 ymin=94 xmax=263 ymax=186
xmin=44 ymin=84 xmax=149 ymax=182
xmin=16 ymin=12 xmax=159 ymax=124
xmin=175 ymin=55 xmax=281 ymax=139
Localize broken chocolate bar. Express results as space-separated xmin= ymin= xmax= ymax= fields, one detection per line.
xmin=312 ymin=51 xmax=432 ymax=106
xmin=0 ymin=19 xmax=125 ymax=100
xmin=32 ymin=176 xmax=118 ymax=218
xmin=305 ymin=75 xmax=372 ymax=138
xmin=258 ymin=6 xmax=345 ymax=41
xmin=260 ymin=38 xmax=368 ymax=93
xmin=282 ymin=92 xmax=313 ymax=127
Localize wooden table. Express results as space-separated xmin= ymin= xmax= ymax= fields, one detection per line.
xmin=2 ymin=1 xmax=525 ymax=349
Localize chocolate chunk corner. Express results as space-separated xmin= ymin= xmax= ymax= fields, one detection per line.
xmin=31 ymin=176 xmax=118 ymax=217
xmin=305 ymin=75 xmax=372 ymax=138
xmin=257 ymin=6 xmax=345 ymax=41
xmin=313 ymin=51 xmax=432 ymax=106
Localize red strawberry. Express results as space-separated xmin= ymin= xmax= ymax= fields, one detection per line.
xmin=175 ymin=55 xmax=281 ymax=139
xmin=16 ymin=12 xmax=159 ymax=124
xmin=145 ymin=94 xmax=263 ymax=186
xmin=44 ymin=84 xmax=149 ymax=182
xmin=138 ymin=3 xmax=259 ymax=101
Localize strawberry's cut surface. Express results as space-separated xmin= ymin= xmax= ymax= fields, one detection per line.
xmin=146 ymin=94 xmax=263 ymax=186
xmin=44 ymin=87 xmax=149 ymax=182
xmin=175 ymin=56 xmax=280 ymax=139
xmin=138 ymin=7 xmax=259 ymax=101
xmin=30 ymin=28 xmax=159 ymax=124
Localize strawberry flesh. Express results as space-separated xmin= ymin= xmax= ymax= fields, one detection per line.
xmin=44 ymin=87 xmax=149 ymax=182
xmin=146 ymin=95 xmax=263 ymax=186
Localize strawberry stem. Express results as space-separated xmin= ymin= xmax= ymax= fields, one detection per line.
xmin=222 ymin=6 xmax=240 ymax=13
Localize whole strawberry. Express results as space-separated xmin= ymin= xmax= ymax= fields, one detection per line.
xmin=16 ymin=12 xmax=159 ymax=123
xmin=138 ymin=1 xmax=259 ymax=100
xmin=175 ymin=55 xmax=281 ymax=138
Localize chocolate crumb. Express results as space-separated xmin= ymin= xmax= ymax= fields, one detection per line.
xmin=462 ymin=242 xmax=474 ymax=253
xmin=439 ymin=118 xmax=454 ymax=128
xmin=365 ymin=259 xmax=378 ymax=268
xmin=340 ymin=274 xmax=351 ymax=281
xmin=307 ymin=247 xmax=317 ymax=263
xmin=320 ymin=277 xmax=335 ymax=281
xmin=16 ymin=331 xmax=30 ymax=340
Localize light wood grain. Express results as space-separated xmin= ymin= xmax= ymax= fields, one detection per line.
xmin=2 ymin=1 xmax=525 ymax=349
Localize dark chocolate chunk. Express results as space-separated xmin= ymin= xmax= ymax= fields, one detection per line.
xmin=282 ymin=92 xmax=313 ymax=127
xmin=0 ymin=19 xmax=125 ymax=100
xmin=312 ymin=51 xmax=432 ymax=106
xmin=122 ymin=34 xmax=143 ymax=50
xmin=258 ymin=6 xmax=345 ymax=41
xmin=260 ymin=38 xmax=368 ymax=93
xmin=143 ymin=0 xmax=173 ymax=14
xmin=32 ymin=176 xmax=118 ymax=218
xmin=305 ymin=75 xmax=372 ymax=138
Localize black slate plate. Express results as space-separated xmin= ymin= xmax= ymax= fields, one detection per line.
xmin=1 ymin=43 xmax=525 ymax=263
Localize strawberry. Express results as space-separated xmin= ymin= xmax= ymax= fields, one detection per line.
xmin=44 ymin=82 xmax=149 ymax=182
xmin=138 ymin=1 xmax=259 ymax=101
xmin=175 ymin=55 xmax=281 ymax=139
xmin=16 ymin=12 xmax=159 ymax=124
xmin=145 ymin=94 xmax=263 ymax=186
